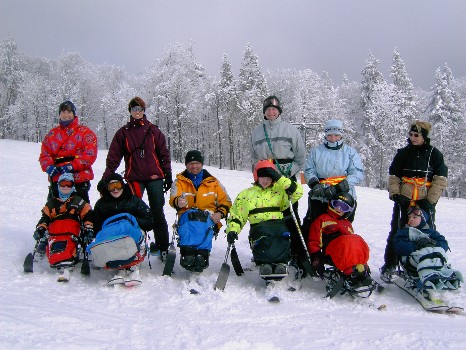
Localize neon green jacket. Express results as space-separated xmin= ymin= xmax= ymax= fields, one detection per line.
xmin=226 ymin=177 xmax=303 ymax=234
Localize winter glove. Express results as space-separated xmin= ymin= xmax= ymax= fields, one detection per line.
xmin=310 ymin=251 xmax=325 ymax=276
xmin=176 ymin=196 xmax=188 ymax=208
xmin=163 ymin=173 xmax=173 ymax=193
xmin=227 ymin=231 xmax=238 ymax=244
xmin=97 ymin=178 xmax=107 ymax=195
xmin=83 ymin=226 xmax=95 ymax=246
xmin=33 ymin=226 xmax=47 ymax=240
xmin=415 ymin=237 xmax=436 ymax=250
xmin=257 ymin=167 xmax=282 ymax=182
xmin=335 ymin=179 xmax=349 ymax=193
xmin=58 ymin=163 xmax=74 ymax=173
xmin=45 ymin=165 xmax=59 ymax=177
xmin=323 ymin=185 xmax=337 ymax=199
xmin=310 ymin=184 xmax=326 ymax=198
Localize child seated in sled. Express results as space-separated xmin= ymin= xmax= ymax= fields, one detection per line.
xmin=393 ymin=206 xmax=463 ymax=293
xmin=33 ymin=173 xmax=94 ymax=281
xmin=226 ymin=160 xmax=303 ymax=280
xmin=307 ymin=192 xmax=374 ymax=291
xmin=169 ymin=150 xmax=232 ymax=272
xmin=90 ymin=173 xmax=153 ymax=285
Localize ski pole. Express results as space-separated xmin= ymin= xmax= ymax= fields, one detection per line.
xmin=214 ymin=243 xmax=231 ymax=290
xmin=289 ymin=200 xmax=316 ymax=277
xmin=23 ymin=239 xmax=40 ymax=273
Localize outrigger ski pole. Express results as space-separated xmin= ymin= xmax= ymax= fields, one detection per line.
xmin=23 ymin=239 xmax=40 ymax=273
xmin=215 ymin=243 xmax=232 ymax=290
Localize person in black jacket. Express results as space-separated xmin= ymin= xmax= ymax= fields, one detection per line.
xmin=94 ymin=173 xmax=153 ymax=285
xmin=380 ymin=120 xmax=448 ymax=279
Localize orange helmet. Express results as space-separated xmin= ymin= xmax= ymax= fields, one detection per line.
xmin=253 ymin=160 xmax=277 ymax=182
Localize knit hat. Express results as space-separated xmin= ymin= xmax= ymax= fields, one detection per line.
xmin=263 ymin=96 xmax=282 ymax=114
xmin=407 ymin=206 xmax=430 ymax=229
xmin=57 ymin=173 xmax=75 ymax=200
xmin=128 ymin=96 xmax=146 ymax=112
xmin=410 ymin=120 xmax=431 ymax=141
xmin=185 ymin=150 xmax=204 ymax=164
xmin=324 ymin=119 xmax=343 ymax=136
xmin=58 ymin=173 xmax=75 ymax=184
xmin=107 ymin=173 xmax=124 ymax=184
xmin=59 ymin=101 xmax=76 ymax=116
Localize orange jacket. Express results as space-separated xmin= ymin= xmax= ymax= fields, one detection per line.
xmin=169 ymin=169 xmax=231 ymax=224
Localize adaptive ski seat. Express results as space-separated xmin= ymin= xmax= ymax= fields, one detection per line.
xmin=46 ymin=218 xmax=82 ymax=269
xmin=87 ymin=213 xmax=146 ymax=270
xmin=177 ymin=209 xmax=216 ymax=272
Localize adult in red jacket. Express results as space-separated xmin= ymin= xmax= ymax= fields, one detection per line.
xmin=101 ymin=96 xmax=172 ymax=255
xmin=39 ymin=101 xmax=97 ymax=204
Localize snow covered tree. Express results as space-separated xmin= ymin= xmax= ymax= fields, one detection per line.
xmin=237 ymin=44 xmax=267 ymax=169
xmin=426 ymin=64 xmax=466 ymax=198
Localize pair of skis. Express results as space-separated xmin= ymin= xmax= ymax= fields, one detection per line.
xmin=393 ymin=276 xmax=464 ymax=314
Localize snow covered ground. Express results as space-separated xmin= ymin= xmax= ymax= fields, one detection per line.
xmin=1 ymin=139 xmax=465 ymax=350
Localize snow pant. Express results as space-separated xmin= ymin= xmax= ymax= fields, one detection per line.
xmin=134 ymin=179 xmax=170 ymax=251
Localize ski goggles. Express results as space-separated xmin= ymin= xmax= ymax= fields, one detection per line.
xmin=407 ymin=206 xmax=422 ymax=216
xmin=331 ymin=199 xmax=353 ymax=213
xmin=108 ymin=181 xmax=124 ymax=192
xmin=130 ymin=106 xmax=144 ymax=113
xmin=58 ymin=180 xmax=74 ymax=188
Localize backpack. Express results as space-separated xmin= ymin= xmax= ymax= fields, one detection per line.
xmin=177 ymin=209 xmax=216 ymax=251
xmin=46 ymin=218 xmax=82 ymax=268
xmin=248 ymin=220 xmax=291 ymax=265
xmin=86 ymin=213 xmax=145 ymax=269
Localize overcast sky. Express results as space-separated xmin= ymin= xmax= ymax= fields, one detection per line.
xmin=1 ymin=0 xmax=465 ymax=89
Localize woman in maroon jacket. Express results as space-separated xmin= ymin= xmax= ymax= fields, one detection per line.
xmin=101 ymin=97 xmax=172 ymax=257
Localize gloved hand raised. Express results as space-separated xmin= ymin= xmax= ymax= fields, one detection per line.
xmin=46 ymin=165 xmax=59 ymax=177
xmin=257 ymin=167 xmax=282 ymax=182
xmin=33 ymin=226 xmax=47 ymax=240
xmin=163 ymin=173 xmax=173 ymax=193
xmin=227 ymin=231 xmax=238 ymax=244
xmin=415 ymin=237 xmax=436 ymax=250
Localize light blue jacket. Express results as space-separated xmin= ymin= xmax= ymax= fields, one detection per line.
xmin=304 ymin=141 xmax=364 ymax=201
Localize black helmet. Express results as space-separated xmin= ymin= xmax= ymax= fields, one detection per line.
xmin=329 ymin=192 xmax=355 ymax=218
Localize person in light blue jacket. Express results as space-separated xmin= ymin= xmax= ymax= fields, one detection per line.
xmin=303 ymin=119 xmax=364 ymax=229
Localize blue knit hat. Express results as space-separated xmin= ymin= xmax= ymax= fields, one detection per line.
xmin=324 ymin=119 xmax=343 ymax=136
xmin=407 ymin=206 xmax=429 ymax=229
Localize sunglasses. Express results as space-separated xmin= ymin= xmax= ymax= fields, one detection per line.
xmin=409 ymin=132 xmax=420 ymax=138
xmin=108 ymin=181 xmax=124 ymax=191
xmin=331 ymin=199 xmax=353 ymax=213
xmin=58 ymin=180 xmax=74 ymax=188
xmin=131 ymin=106 xmax=144 ymax=113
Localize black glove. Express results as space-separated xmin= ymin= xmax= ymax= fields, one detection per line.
xmin=310 ymin=251 xmax=325 ymax=276
xmin=163 ymin=173 xmax=173 ymax=193
xmin=97 ymin=178 xmax=107 ymax=195
xmin=58 ymin=163 xmax=74 ymax=173
xmin=258 ymin=167 xmax=282 ymax=182
xmin=33 ymin=226 xmax=46 ymax=240
xmin=323 ymin=185 xmax=337 ymax=199
xmin=310 ymin=183 xmax=325 ymax=198
xmin=83 ymin=226 xmax=95 ymax=245
xmin=415 ymin=237 xmax=436 ymax=250
xmin=46 ymin=165 xmax=59 ymax=177
xmin=227 ymin=231 xmax=238 ymax=244
xmin=335 ymin=179 xmax=349 ymax=193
